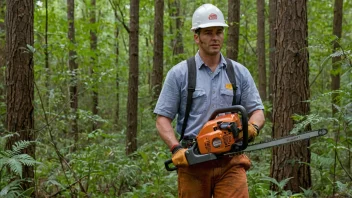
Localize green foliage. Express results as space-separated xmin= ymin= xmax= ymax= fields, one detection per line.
xmin=0 ymin=135 xmax=39 ymax=197
xmin=2 ymin=0 xmax=348 ymax=197
xmin=0 ymin=137 xmax=39 ymax=178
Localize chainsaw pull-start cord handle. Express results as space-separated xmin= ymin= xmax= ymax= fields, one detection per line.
xmin=208 ymin=105 xmax=248 ymax=151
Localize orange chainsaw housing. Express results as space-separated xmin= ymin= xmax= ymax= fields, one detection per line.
xmin=196 ymin=113 xmax=242 ymax=154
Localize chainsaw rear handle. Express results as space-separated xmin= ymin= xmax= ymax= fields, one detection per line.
xmin=164 ymin=159 xmax=177 ymax=171
xmin=208 ymin=105 xmax=248 ymax=151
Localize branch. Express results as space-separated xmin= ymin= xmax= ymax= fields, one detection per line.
xmin=49 ymin=176 xmax=87 ymax=197
xmin=108 ymin=0 xmax=130 ymax=33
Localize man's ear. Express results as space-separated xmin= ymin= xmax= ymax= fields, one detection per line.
xmin=194 ymin=34 xmax=199 ymax=44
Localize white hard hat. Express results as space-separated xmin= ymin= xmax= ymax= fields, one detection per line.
xmin=191 ymin=4 xmax=228 ymax=31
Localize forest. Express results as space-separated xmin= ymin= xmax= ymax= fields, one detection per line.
xmin=0 ymin=0 xmax=351 ymax=197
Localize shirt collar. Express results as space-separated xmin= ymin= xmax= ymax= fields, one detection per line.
xmin=194 ymin=51 xmax=227 ymax=70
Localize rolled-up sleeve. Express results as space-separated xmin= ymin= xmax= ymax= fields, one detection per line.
xmin=154 ymin=68 xmax=181 ymax=120
xmin=236 ymin=64 xmax=264 ymax=114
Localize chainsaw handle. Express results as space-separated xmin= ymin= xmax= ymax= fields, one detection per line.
xmin=208 ymin=105 xmax=248 ymax=151
xmin=164 ymin=159 xmax=177 ymax=171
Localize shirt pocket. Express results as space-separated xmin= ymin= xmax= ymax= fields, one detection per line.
xmin=190 ymin=89 xmax=207 ymax=115
xmin=220 ymin=88 xmax=234 ymax=107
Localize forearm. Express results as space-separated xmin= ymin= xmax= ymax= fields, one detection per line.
xmin=249 ymin=109 xmax=265 ymax=130
xmin=156 ymin=115 xmax=180 ymax=150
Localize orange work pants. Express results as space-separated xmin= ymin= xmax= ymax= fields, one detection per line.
xmin=177 ymin=154 xmax=251 ymax=198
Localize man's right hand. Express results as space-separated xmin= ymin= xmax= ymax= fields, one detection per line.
xmin=171 ymin=145 xmax=189 ymax=167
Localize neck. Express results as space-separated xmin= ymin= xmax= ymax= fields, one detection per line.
xmin=199 ymin=52 xmax=221 ymax=72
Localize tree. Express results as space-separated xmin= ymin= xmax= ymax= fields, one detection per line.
xmin=257 ymin=0 xmax=266 ymax=100
xmin=5 ymin=0 xmax=35 ymax=192
xmin=268 ymin=0 xmax=277 ymax=121
xmin=0 ymin=0 xmax=5 ymax=128
xmin=169 ymin=0 xmax=184 ymax=62
xmin=126 ymin=0 xmax=139 ymax=155
xmin=331 ymin=0 xmax=343 ymax=115
xmin=270 ymin=0 xmax=311 ymax=192
xmin=331 ymin=0 xmax=343 ymax=195
xmin=90 ymin=0 xmax=98 ymax=131
xmin=226 ymin=0 xmax=240 ymax=61
xmin=67 ymin=0 xmax=79 ymax=150
xmin=151 ymin=0 xmax=164 ymax=102
xmin=109 ymin=0 xmax=129 ymax=128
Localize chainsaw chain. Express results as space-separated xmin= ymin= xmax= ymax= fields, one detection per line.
xmin=223 ymin=129 xmax=327 ymax=156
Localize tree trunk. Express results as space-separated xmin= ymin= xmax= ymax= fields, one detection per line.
xmin=331 ymin=0 xmax=343 ymax=195
xmin=226 ymin=0 xmax=240 ymax=61
xmin=151 ymin=0 xmax=164 ymax=102
xmin=44 ymin=0 xmax=50 ymax=107
xmin=5 ymin=0 xmax=35 ymax=192
xmin=114 ymin=11 xmax=120 ymax=128
xmin=270 ymin=0 xmax=311 ymax=193
xmin=90 ymin=0 xmax=98 ymax=131
xmin=331 ymin=0 xmax=343 ymax=115
xmin=126 ymin=0 xmax=139 ymax=155
xmin=257 ymin=0 xmax=266 ymax=100
xmin=0 ymin=0 xmax=5 ymax=129
xmin=67 ymin=0 xmax=79 ymax=150
xmin=168 ymin=0 xmax=184 ymax=64
xmin=268 ymin=0 xmax=277 ymax=121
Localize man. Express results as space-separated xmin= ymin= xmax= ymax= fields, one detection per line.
xmin=154 ymin=3 xmax=265 ymax=198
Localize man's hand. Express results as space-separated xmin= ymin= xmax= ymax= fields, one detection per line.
xmin=171 ymin=145 xmax=189 ymax=167
xmin=248 ymin=122 xmax=259 ymax=139
xmin=237 ymin=122 xmax=259 ymax=142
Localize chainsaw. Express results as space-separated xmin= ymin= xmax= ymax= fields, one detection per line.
xmin=164 ymin=105 xmax=328 ymax=171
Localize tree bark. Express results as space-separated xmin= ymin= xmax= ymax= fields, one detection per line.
xmin=5 ymin=0 xmax=35 ymax=192
xmin=270 ymin=0 xmax=311 ymax=192
xmin=67 ymin=0 xmax=79 ymax=150
xmin=151 ymin=0 xmax=164 ymax=102
xmin=257 ymin=0 xmax=266 ymax=100
xmin=126 ymin=0 xmax=139 ymax=155
xmin=331 ymin=0 xmax=343 ymax=115
xmin=226 ymin=0 xmax=240 ymax=61
xmin=268 ymin=0 xmax=277 ymax=121
xmin=0 ymin=0 xmax=5 ymax=129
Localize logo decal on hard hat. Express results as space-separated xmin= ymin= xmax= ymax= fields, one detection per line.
xmin=208 ymin=13 xmax=217 ymax=20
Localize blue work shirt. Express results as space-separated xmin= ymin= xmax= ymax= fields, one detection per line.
xmin=154 ymin=52 xmax=264 ymax=138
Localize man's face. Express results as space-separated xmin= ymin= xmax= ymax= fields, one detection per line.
xmin=194 ymin=26 xmax=224 ymax=56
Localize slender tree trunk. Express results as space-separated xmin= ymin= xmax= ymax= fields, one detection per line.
xmin=270 ymin=0 xmax=311 ymax=192
xmin=331 ymin=0 xmax=343 ymax=115
xmin=0 ymin=0 xmax=5 ymax=129
xmin=126 ymin=0 xmax=139 ymax=155
xmin=67 ymin=0 xmax=79 ymax=150
xmin=268 ymin=0 xmax=277 ymax=121
xmin=90 ymin=0 xmax=98 ymax=131
xmin=226 ymin=0 xmax=240 ymax=61
xmin=45 ymin=0 xmax=50 ymax=107
xmin=168 ymin=0 xmax=184 ymax=64
xmin=114 ymin=12 xmax=120 ymax=127
xmin=151 ymin=0 xmax=164 ymax=102
xmin=331 ymin=0 xmax=343 ymax=195
xmin=257 ymin=0 xmax=266 ymax=100
xmin=5 ymin=0 xmax=35 ymax=193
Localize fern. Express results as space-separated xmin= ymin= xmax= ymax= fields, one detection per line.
xmin=0 ymin=179 xmax=22 ymax=198
xmin=0 ymin=140 xmax=40 ymax=178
